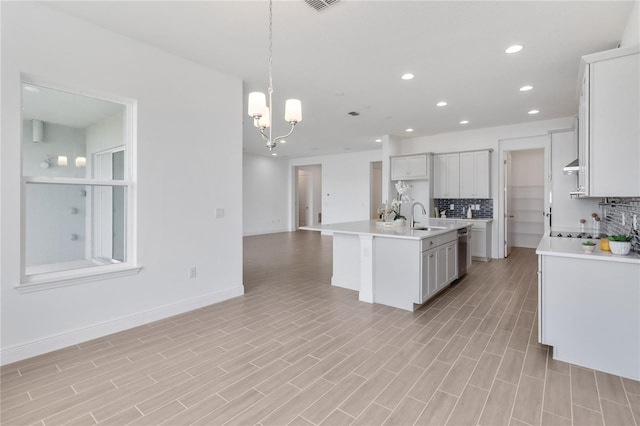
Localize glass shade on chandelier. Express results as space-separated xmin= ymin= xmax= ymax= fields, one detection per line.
xmin=247 ymin=0 xmax=303 ymax=151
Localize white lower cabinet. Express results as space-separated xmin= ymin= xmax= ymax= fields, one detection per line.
xmin=470 ymin=221 xmax=491 ymax=261
xmin=417 ymin=231 xmax=458 ymax=305
xmin=538 ymin=254 xmax=640 ymax=380
xmin=374 ymin=230 xmax=459 ymax=311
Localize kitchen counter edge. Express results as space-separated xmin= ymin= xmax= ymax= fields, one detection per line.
xmin=536 ymin=235 xmax=640 ymax=264
xmin=300 ymin=220 xmax=470 ymax=240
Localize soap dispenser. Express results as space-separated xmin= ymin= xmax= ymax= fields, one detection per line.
xmin=466 ymin=205 xmax=472 ymax=219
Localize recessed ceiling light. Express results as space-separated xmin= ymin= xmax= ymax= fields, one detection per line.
xmin=271 ymin=153 xmax=278 ymax=156
xmin=459 ymin=120 xmax=469 ymax=125
xmin=401 ymin=73 xmax=414 ymax=80
xmin=375 ymin=139 xmax=382 ymax=143
xmin=405 ymin=128 xmax=414 ymax=132
xmin=23 ymin=85 xmax=40 ymax=93
xmin=436 ymin=101 xmax=448 ymax=107
xmin=520 ymin=85 xmax=533 ymax=92
xmin=528 ymin=109 xmax=539 ymax=115
xmin=505 ymin=45 xmax=523 ymax=54
xmin=280 ymin=140 xmax=286 ymax=144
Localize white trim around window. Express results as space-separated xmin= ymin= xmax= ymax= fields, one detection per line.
xmin=19 ymin=75 xmax=139 ymax=292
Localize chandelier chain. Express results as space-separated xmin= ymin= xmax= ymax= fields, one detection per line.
xmin=268 ymin=0 xmax=273 ymax=95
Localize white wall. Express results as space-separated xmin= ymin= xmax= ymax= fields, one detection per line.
xmin=242 ymin=153 xmax=289 ymax=236
xmin=550 ymin=130 xmax=601 ymax=229
xmin=399 ymin=117 xmax=575 ymax=257
xmin=1 ymin=2 xmax=243 ymax=364
xmin=621 ymin=1 xmax=639 ymax=47
xmin=290 ymin=150 xmax=383 ymax=226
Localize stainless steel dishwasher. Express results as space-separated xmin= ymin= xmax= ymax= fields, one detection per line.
xmin=457 ymin=227 xmax=470 ymax=278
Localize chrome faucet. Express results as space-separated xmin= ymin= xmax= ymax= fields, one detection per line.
xmin=410 ymin=202 xmax=427 ymax=228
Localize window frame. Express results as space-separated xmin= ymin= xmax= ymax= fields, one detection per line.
xmin=17 ymin=75 xmax=140 ymax=293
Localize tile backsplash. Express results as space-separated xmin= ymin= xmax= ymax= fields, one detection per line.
xmin=434 ymin=199 xmax=493 ymax=219
xmin=600 ymin=198 xmax=640 ymax=254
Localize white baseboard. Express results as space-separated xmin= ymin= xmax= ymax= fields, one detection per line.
xmin=243 ymin=227 xmax=290 ymax=237
xmin=0 ymin=285 xmax=244 ymax=366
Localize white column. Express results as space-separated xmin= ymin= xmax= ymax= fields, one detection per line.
xmin=358 ymin=235 xmax=374 ymax=303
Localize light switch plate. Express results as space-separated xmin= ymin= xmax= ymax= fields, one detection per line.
xmin=215 ymin=208 xmax=224 ymax=218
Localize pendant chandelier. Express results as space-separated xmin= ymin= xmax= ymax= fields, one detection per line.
xmin=247 ymin=0 xmax=302 ymax=151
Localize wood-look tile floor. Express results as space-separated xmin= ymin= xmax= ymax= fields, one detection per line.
xmin=2 ymin=231 xmax=639 ymax=426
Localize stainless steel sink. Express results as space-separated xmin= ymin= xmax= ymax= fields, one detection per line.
xmin=411 ymin=226 xmax=447 ymax=231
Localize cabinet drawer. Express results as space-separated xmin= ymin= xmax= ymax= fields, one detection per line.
xmin=439 ymin=231 xmax=457 ymax=245
xmin=421 ymin=237 xmax=438 ymax=251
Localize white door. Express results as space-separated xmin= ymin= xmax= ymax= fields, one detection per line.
xmin=297 ymin=171 xmax=311 ymax=227
xmin=504 ymin=151 xmax=513 ymax=257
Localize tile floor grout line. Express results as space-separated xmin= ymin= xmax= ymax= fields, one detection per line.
xmin=593 ymin=367 xmax=607 ymax=425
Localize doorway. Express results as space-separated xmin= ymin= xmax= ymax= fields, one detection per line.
xmin=295 ymin=165 xmax=322 ymax=229
xmin=499 ymin=135 xmax=551 ymax=258
xmin=370 ymin=161 xmax=382 ymax=219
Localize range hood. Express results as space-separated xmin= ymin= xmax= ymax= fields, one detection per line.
xmin=563 ymin=159 xmax=579 ymax=175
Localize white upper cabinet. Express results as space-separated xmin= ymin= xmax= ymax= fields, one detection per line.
xmin=433 ymin=153 xmax=460 ymax=198
xmin=435 ymin=151 xmax=490 ymax=199
xmin=460 ymin=151 xmax=491 ymax=198
xmin=579 ymin=46 xmax=639 ymax=197
xmin=390 ymin=154 xmax=429 ymax=181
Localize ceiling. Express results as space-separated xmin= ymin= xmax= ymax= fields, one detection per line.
xmin=45 ymin=1 xmax=634 ymax=158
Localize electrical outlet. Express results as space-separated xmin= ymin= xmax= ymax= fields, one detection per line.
xmin=622 ymin=213 xmax=626 ymax=226
xmin=215 ymin=208 xmax=224 ymax=218
xmin=189 ymin=266 xmax=197 ymax=279
xmin=450 ymin=204 xmax=454 ymax=210
xmin=634 ymin=214 xmax=638 ymax=230
xmin=475 ymin=204 xmax=480 ymax=210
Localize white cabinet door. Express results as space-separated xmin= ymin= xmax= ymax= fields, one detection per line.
xmin=460 ymin=151 xmax=490 ymax=198
xmin=471 ymin=229 xmax=485 ymax=258
xmin=459 ymin=152 xmax=475 ymax=198
xmin=577 ymin=67 xmax=589 ymax=196
xmin=391 ymin=154 xmax=428 ymax=181
xmin=436 ymin=245 xmax=447 ymax=291
xmin=434 ymin=154 xmax=459 ymax=198
xmin=391 ymin=156 xmax=410 ymax=180
xmin=445 ymin=242 xmax=457 ymax=284
xmin=589 ymin=52 xmax=639 ymax=196
xmin=422 ymin=248 xmax=437 ymax=302
xmin=409 ymin=155 xmax=428 ymax=178
xmin=433 ymin=155 xmax=447 ymax=198
xmin=474 ymin=151 xmax=491 ymax=198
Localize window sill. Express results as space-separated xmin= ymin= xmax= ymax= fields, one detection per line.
xmin=15 ymin=264 xmax=143 ymax=294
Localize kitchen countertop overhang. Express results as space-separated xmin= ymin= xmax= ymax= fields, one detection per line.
xmin=301 ymin=220 xmax=470 ymax=240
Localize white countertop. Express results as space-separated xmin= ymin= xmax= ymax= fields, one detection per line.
xmin=301 ymin=220 xmax=470 ymax=240
xmin=536 ymin=235 xmax=640 ymax=264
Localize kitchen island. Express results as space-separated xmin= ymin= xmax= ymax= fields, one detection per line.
xmin=536 ymin=236 xmax=640 ymax=380
xmin=303 ymin=220 xmax=471 ymax=311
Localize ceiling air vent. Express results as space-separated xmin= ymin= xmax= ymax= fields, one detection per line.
xmin=347 ymin=111 xmax=360 ymax=116
xmin=305 ymin=0 xmax=340 ymax=12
